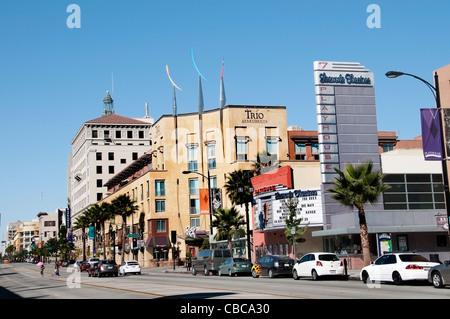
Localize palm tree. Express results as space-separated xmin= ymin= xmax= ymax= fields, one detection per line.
xmin=111 ymin=194 xmax=139 ymax=258
xmin=224 ymin=169 xmax=254 ymax=261
xmin=328 ymin=160 xmax=390 ymax=266
xmin=211 ymin=207 xmax=246 ymax=251
xmin=73 ymin=214 xmax=91 ymax=261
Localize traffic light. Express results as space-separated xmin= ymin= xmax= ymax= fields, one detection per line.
xmin=132 ymin=237 xmax=137 ymax=249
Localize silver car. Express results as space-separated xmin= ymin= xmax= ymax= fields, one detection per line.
xmin=428 ymin=260 xmax=450 ymax=288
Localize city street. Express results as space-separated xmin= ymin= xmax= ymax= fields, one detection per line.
xmin=1 ymin=262 xmax=448 ymax=300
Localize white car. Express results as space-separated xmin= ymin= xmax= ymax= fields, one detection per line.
xmin=292 ymin=252 xmax=346 ymax=280
xmin=360 ymin=252 xmax=440 ymax=285
xmin=119 ymin=260 xmax=141 ymax=275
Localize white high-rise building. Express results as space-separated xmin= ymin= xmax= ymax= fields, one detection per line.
xmin=68 ymin=92 xmax=153 ymax=249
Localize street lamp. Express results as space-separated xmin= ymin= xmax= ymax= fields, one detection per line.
xmin=386 ymin=70 xmax=450 ymax=238
xmin=182 ymin=170 xmax=213 ymax=244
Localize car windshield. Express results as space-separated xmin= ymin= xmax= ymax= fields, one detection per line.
xmin=398 ymin=254 xmax=429 ymax=262
xmin=318 ymin=254 xmax=339 ymax=261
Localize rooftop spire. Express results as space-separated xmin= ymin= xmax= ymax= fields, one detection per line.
xmin=102 ymin=91 xmax=114 ymax=116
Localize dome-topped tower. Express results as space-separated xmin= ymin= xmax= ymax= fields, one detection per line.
xmin=102 ymin=91 xmax=114 ymax=116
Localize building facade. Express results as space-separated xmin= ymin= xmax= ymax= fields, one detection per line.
xmin=68 ymin=92 xmax=154 ymax=253
xmin=100 ymin=105 xmax=289 ymax=266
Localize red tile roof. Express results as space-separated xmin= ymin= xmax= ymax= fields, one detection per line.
xmin=85 ymin=113 xmax=149 ymax=125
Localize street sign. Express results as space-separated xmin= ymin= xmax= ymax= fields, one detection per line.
xmin=128 ymin=233 xmax=139 ymax=238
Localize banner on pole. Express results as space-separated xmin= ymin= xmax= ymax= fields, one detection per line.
xmin=420 ymin=108 xmax=443 ymax=161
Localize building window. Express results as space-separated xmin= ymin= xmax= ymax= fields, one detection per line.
xmin=383 ymin=143 xmax=394 ymax=152
xmin=139 ymin=131 xmax=144 ymax=139
xmin=96 ymin=179 xmax=102 ymax=187
xmin=383 ymin=174 xmax=445 ymax=210
xmin=96 ymin=166 xmax=102 ymax=174
xmin=155 ymin=180 xmax=165 ymax=196
xmin=96 ymin=152 xmax=102 ymax=160
xmin=191 ymin=218 xmax=200 ymax=228
xmin=127 ymin=131 xmax=133 ymax=138
xmin=132 ymin=152 xmax=138 ymax=160
xmin=189 ymin=179 xmax=198 ymax=195
xmin=104 ymin=130 xmax=110 ymax=139
xmin=97 ymin=193 xmax=103 ymax=201
xmin=236 ymin=137 xmax=248 ymax=162
xmin=109 ymin=166 xmax=114 ymax=174
xmin=108 ymin=152 xmax=114 ymax=160
xmin=121 ymin=158 xmax=126 ymax=164
xmin=266 ymin=138 xmax=278 ymax=158
xmin=187 ymin=145 xmax=198 ymax=171
xmin=190 ymin=198 xmax=199 ymax=215
xmin=116 ymin=130 xmax=121 ymax=138
xmin=156 ymin=220 xmax=166 ymax=233
xmin=312 ymin=143 xmax=319 ymax=160
xmin=92 ymin=130 xmax=98 ymax=138
xmin=207 ymin=143 xmax=216 ymax=170
xmin=155 ymin=200 xmax=165 ymax=212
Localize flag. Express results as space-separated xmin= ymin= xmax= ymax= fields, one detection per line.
xmin=420 ymin=108 xmax=443 ymax=161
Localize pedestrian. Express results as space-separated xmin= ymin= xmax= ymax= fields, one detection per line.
xmin=186 ymin=255 xmax=191 ymax=271
xmin=52 ymin=263 xmax=60 ymax=276
xmin=40 ymin=264 xmax=45 ymax=277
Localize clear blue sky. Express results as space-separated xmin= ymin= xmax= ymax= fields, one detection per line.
xmin=1 ymin=1 xmax=449 ymax=244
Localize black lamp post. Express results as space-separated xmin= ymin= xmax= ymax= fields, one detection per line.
xmin=386 ymin=70 xmax=450 ymax=238
xmin=182 ymin=170 xmax=213 ymax=246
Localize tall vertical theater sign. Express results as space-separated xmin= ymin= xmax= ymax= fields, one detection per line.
xmin=313 ymin=61 xmax=383 ymax=230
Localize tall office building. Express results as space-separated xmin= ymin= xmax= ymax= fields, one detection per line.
xmin=68 ymin=92 xmax=153 ymax=249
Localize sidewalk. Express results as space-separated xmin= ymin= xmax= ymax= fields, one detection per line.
xmin=146 ymin=265 xmax=362 ymax=280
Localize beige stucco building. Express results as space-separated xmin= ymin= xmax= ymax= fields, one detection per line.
xmin=99 ymin=105 xmax=288 ymax=267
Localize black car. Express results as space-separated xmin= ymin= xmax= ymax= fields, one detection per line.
xmin=252 ymin=255 xmax=295 ymax=278
xmin=94 ymin=260 xmax=119 ymax=277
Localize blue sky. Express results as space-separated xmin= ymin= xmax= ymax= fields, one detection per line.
xmin=1 ymin=0 xmax=449 ymax=244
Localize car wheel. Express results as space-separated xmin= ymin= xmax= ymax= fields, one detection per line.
xmin=218 ymin=269 xmax=223 ymax=276
xmin=204 ymin=267 xmax=209 ymax=276
xmin=293 ymin=269 xmax=299 ymax=280
xmin=392 ymin=271 xmax=403 ymax=285
xmin=228 ymin=269 xmax=233 ymax=277
xmin=192 ymin=268 xmax=197 ymax=276
xmin=431 ymin=271 xmax=444 ymax=288
xmin=311 ymin=269 xmax=319 ymax=281
xmin=252 ymin=269 xmax=259 ymax=278
xmin=269 ymin=269 xmax=275 ymax=278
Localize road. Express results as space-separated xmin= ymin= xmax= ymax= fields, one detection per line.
xmin=1 ymin=262 xmax=448 ymax=316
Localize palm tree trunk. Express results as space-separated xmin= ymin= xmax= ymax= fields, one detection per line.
xmin=82 ymin=229 xmax=86 ymax=261
xmin=121 ymin=216 xmax=127 ymax=260
xmin=358 ymin=207 xmax=371 ymax=266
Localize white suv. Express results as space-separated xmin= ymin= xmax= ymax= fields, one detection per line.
xmin=87 ymin=257 xmax=100 ymax=265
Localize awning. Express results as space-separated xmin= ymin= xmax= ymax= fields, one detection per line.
xmin=145 ymin=236 xmax=170 ymax=248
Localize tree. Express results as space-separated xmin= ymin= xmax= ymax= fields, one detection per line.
xmin=224 ymin=169 xmax=254 ymax=261
xmin=212 ymin=207 xmax=246 ymax=251
xmin=328 ymin=161 xmax=390 ymax=266
xmin=111 ymin=194 xmax=139 ymax=258
xmin=73 ymin=213 xmax=91 ymax=261
xmin=283 ymin=195 xmax=309 ymax=258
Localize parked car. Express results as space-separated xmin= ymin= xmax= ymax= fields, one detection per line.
xmin=218 ymin=257 xmax=252 ymax=277
xmin=94 ymin=260 xmax=119 ymax=277
xmin=251 ymin=255 xmax=295 ymax=278
xmin=192 ymin=249 xmax=233 ymax=276
xmin=360 ymin=252 xmax=440 ymax=285
xmin=428 ymin=260 xmax=450 ymax=288
xmin=119 ymin=260 xmax=141 ymax=276
xmin=293 ymin=252 xmax=346 ymax=281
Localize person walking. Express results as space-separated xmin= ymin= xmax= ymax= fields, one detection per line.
xmin=52 ymin=263 xmax=60 ymax=276
xmin=40 ymin=264 xmax=45 ymax=277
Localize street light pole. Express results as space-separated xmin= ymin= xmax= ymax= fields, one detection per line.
xmin=182 ymin=170 xmax=213 ymax=245
xmin=386 ymin=70 xmax=450 ymax=239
